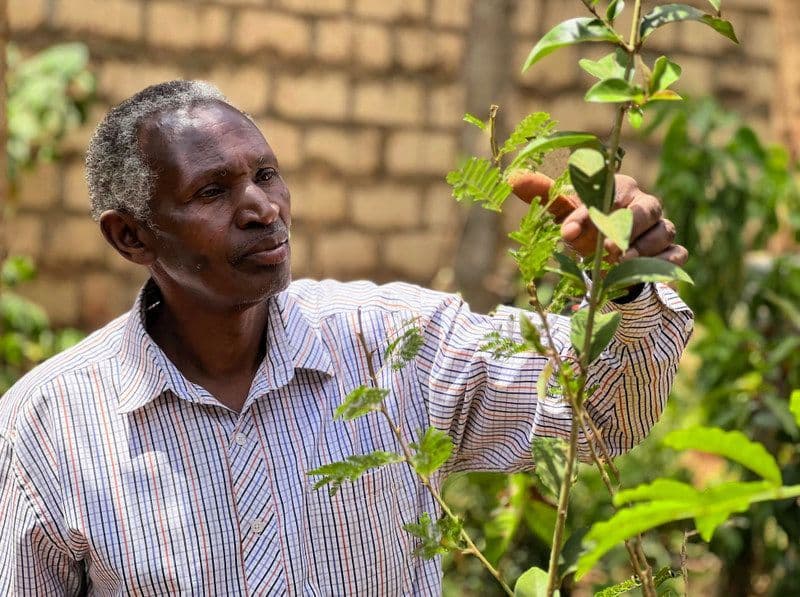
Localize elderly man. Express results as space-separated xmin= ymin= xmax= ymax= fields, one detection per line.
xmin=0 ymin=80 xmax=692 ymax=595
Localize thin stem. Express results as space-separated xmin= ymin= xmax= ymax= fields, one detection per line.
xmin=489 ymin=104 xmax=500 ymax=166
xmin=356 ymin=310 xmax=513 ymax=597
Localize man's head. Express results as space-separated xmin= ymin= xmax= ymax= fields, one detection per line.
xmin=87 ymin=80 xmax=292 ymax=310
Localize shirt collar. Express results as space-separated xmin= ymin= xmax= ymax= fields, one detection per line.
xmin=116 ymin=280 xmax=333 ymax=414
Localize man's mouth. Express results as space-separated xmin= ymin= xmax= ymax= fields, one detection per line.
xmin=241 ymin=238 xmax=290 ymax=266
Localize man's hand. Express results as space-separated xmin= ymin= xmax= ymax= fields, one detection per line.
xmin=508 ymin=171 xmax=688 ymax=266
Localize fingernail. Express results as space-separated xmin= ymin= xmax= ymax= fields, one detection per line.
xmin=622 ymin=248 xmax=639 ymax=261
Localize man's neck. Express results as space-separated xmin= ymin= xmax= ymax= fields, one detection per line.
xmin=144 ymin=281 xmax=270 ymax=411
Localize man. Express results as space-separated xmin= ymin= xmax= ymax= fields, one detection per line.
xmin=0 ymin=81 xmax=692 ymax=595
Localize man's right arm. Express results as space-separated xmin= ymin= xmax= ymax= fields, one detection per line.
xmin=1 ymin=435 xmax=85 ymax=595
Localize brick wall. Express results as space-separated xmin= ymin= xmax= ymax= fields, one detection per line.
xmin=6 ymin=0 xmax=776 ymax=328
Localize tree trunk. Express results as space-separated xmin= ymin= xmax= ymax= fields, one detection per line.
xmin=452 ymin=0 xmax=514 ymax=313
xmin=772 ymin=0 xmax=800 ymax=159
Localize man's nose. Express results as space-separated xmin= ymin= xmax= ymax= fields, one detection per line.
xmin=236 ymin=182 xmax=280 ymax=228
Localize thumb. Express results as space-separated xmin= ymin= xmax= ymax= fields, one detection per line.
xmin=507 ymin=170 xmax=582 ymax=223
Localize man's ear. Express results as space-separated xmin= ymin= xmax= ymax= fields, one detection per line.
xmin=99 ymin=210 xmax=157 ymax=266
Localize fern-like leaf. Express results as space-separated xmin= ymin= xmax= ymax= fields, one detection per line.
xmin=446 ymin=157 xmax=512 ymax=212
xmin=499 ymin=112 xmax=556 ymax=157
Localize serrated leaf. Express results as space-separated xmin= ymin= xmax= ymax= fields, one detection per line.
xmin=463 ymin=112 xmax=487 ymax=130
xmin=385 ymin=325 xmax=424 ymax=370
xmin=514 ymin=566 xmax=554 ymax=597
xmin=308 ymin=451 xmax=403 ymax=495
xmin=639 ymin=4 xmax=738 ymax=43
xmin=523 ymin=18 xmax=619 ymax=71
xmin=531 ymin=436 xmax=567 ymax=497
xmin=404 ymin=512 xmax=463 ymax=559
xmin=410 ymin=427 xmax=454 ymax=477
xmin=570 ymin=308 xmax=621 ymax=362
xmin=588 ymin=207 xmax=633 ymax=252
xmin=334 ymin=386 xmax=389 ymax=420
xmin=508 ymin=200 xmax=561 ymax=283
xmin=520 ymin=314 xmax=546 ymax=353
xmin=578 ymin=49 xmax=628 ymax=80
xmin=447 ymin=157 xmax=512 ymax=212
xmin=602 ymin=257 xmax=694 ymax=294
xmin=510 ymin=132 xmax=601 ymax=170
xmin=791 ymin=390 xmax=800 ymax=428
xmin=585 ymin=78 xmax=643 ymax=104
xmin=568 ymin=148 xmax=609 ymax=207
xmin=606 ymin=0 xmax=624 ymax=22
xmin=479 ymin=330 xmax=528 ymax=359
xmin=663 ymin=427 xmax=782 ymax=486
xmin=500 ymin=112 xmax=556 ymax=156
xmin=649 ymin=56 xmax=682 ymax=94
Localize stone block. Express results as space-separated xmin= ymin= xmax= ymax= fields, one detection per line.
xmin=287 ymin=230 xmax=310 ymax=276
xmin=285 ymin=169 xmax=347 ymax=224
xmin=316 ymin=231 xmax=378 ymax=276
xmin=234 ymin=10 xmax=311 ymax=57
xmin=148 ymin=2 xmax=229 ymax=49
xmin=354 ymin=23 xmax=393 ymax=70
xmin=431 ymin=0 xmax=472 ymax=29
xmin=353 ymin=79 xmax=424 ymax=125
xmin=16 ymin=162 xmax=59 ymax=209
xmin=424 ymin=182 xmax=458 ymax=228
xmin=54 ymin=0 xmax=142 ymax=40
xmin=384 ymin=232 xmax=444 ymax=280
xmin=745 ymin=14 xmax=774 ymax=62
xmin=353 ymin=0 xmax=427 ymax=21
xmin=386 ymin=130 xmax=457 ymax=175
xmin=511 ymin=0 xmax=543 ymax=35
xmin=6 ymin=215 xmax=43 ymax=259
xmin=315 ymin=18 xmax=352 ymax=63
xmin=47 ymin=217 xmax=108 ymax=265
xmin=17 ymin=277 xmax=81 ymax=327
xmin=99 ymin=61 xmax=181 ymax=104
xmin=256 ymin=119 xmax=304 ymax=170
xmin=208 ymin=66 xmax=271 ymax=115
xmin=514 ymin=39 xmax=578 ymax=89
xmin=304 ymin=126 xmax=381 ymax=175
xmin=9 ymin=0 xmax=47 ymax=29
xmin=81 ymin=272 xmax=139 ymax=329
xmin=274 ymin=72 xmax=348 ymax=119
xmin=429 ymin=84 xmax=466 ymax=128
xmin=276 ymin=0 xmax=346 ymax=14
xmin=351 ymin=184 xmax=420 ymax=230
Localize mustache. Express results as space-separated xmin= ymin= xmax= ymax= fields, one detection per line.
xmin=230 ymin=221 xmax=290 ymax=265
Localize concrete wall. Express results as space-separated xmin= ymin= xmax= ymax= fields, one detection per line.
xmin=6 ymin=0 xmax=776 ymax=328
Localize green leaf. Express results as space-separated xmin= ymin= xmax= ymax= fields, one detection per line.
xmin=479 ymin=331 xmax=528 ymax=359
xmin=510 ymin=132 xmax=601 ymax=170
xmin=500 ymin=112 xmax=556 ymax=156
xmin=791 ymin=390 xmax=800 ymax=428
xmin=602 ymin=257 xmax=694 ymax=295
xmin=649 ymin=90 xmax=682 ymax=102
xmin=663 ymin=427 xmax=782 ymax=486
xmin=639 ymin=4 xmax=738 ymax=43
xmin=649 ymin=56 xmax=682 ymax=94
xmin=595 ymin=576 xmax=643 ymax=597
xmin=585 ymin=78 xmax=643 ymax=104
xmin=763 ymin=289 xmax=800 ymax=331
xmin=523 ymin=18 xmax=619 ymax=71
xmin=409 ymin=427 xmax=454 ymax=477
xmin=384 ymin=325 xmax=424 ymax=370
xmin=514 ymin=566 xmax=554 ymax=597
xmin=588 ymin=207 xmax=633 ymax=252
xmin=520 ymin=314 xmax=546 ymax=354
xmin=508 ymin=200 xmax=561 ymax=283
xmin=570 ymin=308 xmax=621 ymax=362
xmin=606 ymin=0 xmax=624 ymax=22
xmin=568 ymin=148 xmax=609 ymax=207
xmin=707 ymin=0 xmax=721 ymax=12
xmin=578 ymin=49 xmax=627 ymax=80
xmin=627 ymin=107 xmax=643 ymax=129
xmin=1 ymin=255 xmax=37 ymax=288
xmin=615 ymin=479 xmax=699 ymax=505
xmin=546 ymin=252 xmax=586 ymax=292
xmin=447 ymin=157 xmax=512 ymax=212
xmin=404 ymin=512 xmax=463 ymax=559
xmin=463 ymin=112 xmax=487 ymax=130
xmin=536 ymin=359 xmax=555 ymax=410
xmin=307 ymin=451 xmax=404 ymax=495
xmin=531 ymin=436 xmax=567 ymax=498
xmin=334 ymin=386 xmax=389 ymax=420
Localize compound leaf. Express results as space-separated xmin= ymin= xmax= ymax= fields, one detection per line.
xmin=308 ymin=451 xmax=403 ymax=496
xmin=500 ymin=112 xmax=556 ymax=156
xmin=410 ymin=427 xmax=454 ymax=477
xmin=447 ymin=157 xmax=512 ymax=212
xmin=335 ymin=386 xmax=389 ymax=420
xmin=404 ymin=512 xmax=463 ymax=559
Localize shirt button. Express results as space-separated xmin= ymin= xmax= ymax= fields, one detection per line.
xmin=683 ymin=319 xmax=694 ymax=333
xmin=251 ymin=518 xmax=267 ymax=534
xmin=234 ymin=434 xmax=248 ymax=446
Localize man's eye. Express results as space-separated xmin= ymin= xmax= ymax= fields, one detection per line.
xmin=197 ymin=185 xmax=225 ymax=200
xmin=256 ymin=167 xmax=277 ymax=183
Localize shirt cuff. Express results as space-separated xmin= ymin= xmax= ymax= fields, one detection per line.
xmin=601 ymin=282 xmax=694 ymax=342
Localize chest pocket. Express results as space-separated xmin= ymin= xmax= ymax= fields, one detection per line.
xmin=302 ymin=465 xmax=416 ymax=596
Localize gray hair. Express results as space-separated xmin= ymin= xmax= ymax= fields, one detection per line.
xmin=86 ymin=80 xmax=227 ymax=221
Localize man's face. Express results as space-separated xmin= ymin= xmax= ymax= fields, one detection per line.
xmin=139 ymin=101 xmax=291 ymax=309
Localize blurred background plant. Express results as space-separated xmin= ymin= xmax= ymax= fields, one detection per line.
xmin=1 ymin=42 xmax=95 ymax=392
xmin=442 ymin=97 xmax=800 ymax=597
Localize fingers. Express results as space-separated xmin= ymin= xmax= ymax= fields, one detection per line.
xmin=508 ymin=170 xmax=582 ymax=223
xmin=560 ymin=206 xmax=599 ymax=257
xmin=622 ymin=219 xmax=676 ymax=260
xmin=653 ymin=244 xmax=689 ymax=266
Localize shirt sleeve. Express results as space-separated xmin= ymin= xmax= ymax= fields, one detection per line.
xmin=414 ymin=283 xmax=693 ymax=474
xmin=0 ymin=435 xmax=85 ymax=595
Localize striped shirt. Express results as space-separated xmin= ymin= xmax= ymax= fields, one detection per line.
xmin=0 ymin=278 xmax=692 ymax=596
